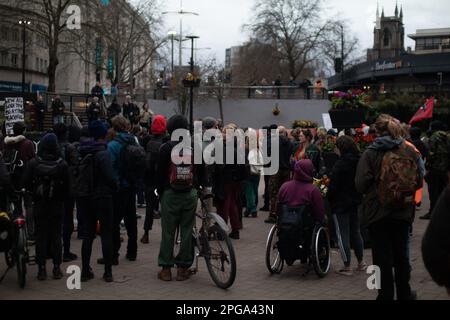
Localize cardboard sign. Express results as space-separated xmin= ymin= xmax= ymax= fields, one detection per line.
xmin=322 ymin=113 xmax=333 ymax=131
xmin=5 ymin=97 xmax=24 ymax=135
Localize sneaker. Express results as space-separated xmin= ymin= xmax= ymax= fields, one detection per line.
xmin=126 ymin=254 xmax=136 ymax=261
xmin=137 ymin=204 xmax=146 ymax=209
xmin=229 ymin=231 xmax=240 ymax=240
xmin=103 ymin=272 xmax=113 ymax=283
xmin=37 ymin=266 xmax=47 ymax=281
xmin=52 ymin=266 xmax=63 ymax=280
xmin=243 ymin=210 xmax=250 ymax=218
xmin=140 ymin=233 xmax=149 ymax=244
xmin=63 ymin=252 xmax=78 ymax=262
xmin=158 ymin=267 xmax=172 ymax=281
xmin=176 ymin=268 xmax=192 ymax=281
xmin=420 ymin=213 xmax=431 ymax=220
xmin=356 ymin=262 xmax=368 ymax=271
xmin=97 ymin=257 xmax=119 ymax=266
xmin=259 ymin=206 xmax=270 ymax=212
xmin=136 ymin=213 xmax=142 ymax=219
xmin=81 ymin=268 xmax=95 ymax=282
xmin=336 ymin=267 xmax=353 ymax=276
xmin=251 ymin=212 xmax=258 ymax=218
xmin=153 ymin=211 xmax=161 ymax=219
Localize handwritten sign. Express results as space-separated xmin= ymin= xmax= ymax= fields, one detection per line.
xmin=5 ymin=97 xmax=24 ymax=135
xmin=322 ymin=113 xmax=333 ymax=131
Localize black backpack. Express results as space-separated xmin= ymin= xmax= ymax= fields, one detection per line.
xmin=33 ymin=157 xmax=64 ymax=200
xmin=145 ymin=137 xmax=163 ymax=176
xmin=277 ymin=204 xmax=313 ymax=264
xmin=117 ymin=138 xmax=146 ymax=186
xmin=72 ymin=150 xmax=95 ymax=198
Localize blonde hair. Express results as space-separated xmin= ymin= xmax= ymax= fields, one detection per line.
xmin=375 ymin=114 xmax=403 ymax=139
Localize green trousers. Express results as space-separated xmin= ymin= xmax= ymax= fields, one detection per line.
xmin=158 ymin=188 xmax=198 ymax=268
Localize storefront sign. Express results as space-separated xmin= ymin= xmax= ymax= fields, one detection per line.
xmin=372 ymin=60 xmax=403 ymax=71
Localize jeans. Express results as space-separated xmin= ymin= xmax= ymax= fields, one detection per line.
xmin=79 ymin=197 xmax=113 ymax=270
xmin=53 ymin=115 xmax=65 ymax=125
xmin=143 ymin=186 xmax=158 ymax=232
xmin=216 ymin=183 xmax=243 ymax=232
xmin=112 ymin=190 xmax=137 ymax=259
xmin=335 ymin=206 xmax=364 ymax=266
xmin=158 ymin=188 xmax=197 ymax=268
xmin=34 ymin=201 xmax=64 ymax=266
xmin=369 ymin=218 xmax=412 ymax=300
xmin=245 ymin=175 xmax=260 ymax=214
xmin=136 ymin=178 xmax=145 ymax=205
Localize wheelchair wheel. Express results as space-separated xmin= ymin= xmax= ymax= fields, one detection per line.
xmin=204 ymin=225 xmax=236 ymax=289
xmin=265 ymin=225 xmax=284 ymax=274
xmin=311 ymin=225 xmax=331 ymax=278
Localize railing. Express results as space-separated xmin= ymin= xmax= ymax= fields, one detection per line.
xmin=151 ymin=86 xmax=329 ymax=101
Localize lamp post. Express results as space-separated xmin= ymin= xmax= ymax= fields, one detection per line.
xmin=19 ymin=19 xmax=31 ymax=95
xmin=182 ymin=47 xmax=212 ymax=65
xmin=168 ymin=31 xmax=177 ymax=75
xmin=162 ymin=0 xmax=199 ymax=67
xmin=340 ymin=24 xmax=345 ymax=89
xmin=186 ymin=35 xmax=199 ymax=132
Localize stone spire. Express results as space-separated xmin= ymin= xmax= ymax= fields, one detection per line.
xmin=381 ymin=7 xmax=385 ymax=18
xmin=400 ymin=5 xmax=403 ymax=21
xmin=395 ymin=1 xmax=399 ymax=17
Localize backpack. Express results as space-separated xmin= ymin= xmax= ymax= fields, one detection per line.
xmin=118 ymin=138 xmax=146 ymax=186
xmin=72 ymin=150 xmax=95 ymax=198
xmin=33 ymin=157 xmax=64 ymax=200
xmin=169 ymin=146 xmax=194 ymax=192
xmin=277 ymin=205 xmax=313 ymax=265
xmin=427 ymin=131 xmax=450 ymax=174
xmin=378 ymin=143 xmax=419 ymax=210
xmin=145 ymin=137 xmax=163 ymax=175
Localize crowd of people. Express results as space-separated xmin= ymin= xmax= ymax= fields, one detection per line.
xmin=0 ymin=104 xmax=449 ymax=299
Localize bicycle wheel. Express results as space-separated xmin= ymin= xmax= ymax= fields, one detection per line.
xmin=16 ymin=228 xmax=28 ymax=288
xmin=265 ymin=224 xmax=284 ymax=274
xmin=204 ymin=225 xmax=236 ymax=289
xmin=312 ymin=226 xmax=331 ymax=278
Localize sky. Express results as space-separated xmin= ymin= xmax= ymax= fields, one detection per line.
xmin=157 ymin=0 xmax=450 ymax=65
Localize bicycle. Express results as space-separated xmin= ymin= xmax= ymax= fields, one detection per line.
xmin=188 ymin=192 xmax=237 ymax=289
xmin=1 ymin=191 xmax=30 ymax=289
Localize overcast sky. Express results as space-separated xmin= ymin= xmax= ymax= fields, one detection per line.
xmin=158 ymin=0 xmax=450 ymax=65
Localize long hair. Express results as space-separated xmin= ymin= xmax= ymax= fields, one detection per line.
xmin=375 ymin=114 xmax=403 ymax=139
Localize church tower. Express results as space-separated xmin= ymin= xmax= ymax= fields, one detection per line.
xmin=367 ymin=3 xmax=405 ymax=61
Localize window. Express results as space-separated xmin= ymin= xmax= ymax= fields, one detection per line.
xmin=11 ymin=29 xmax=19 ymax=42
xmin=1 ymin=51 xmax=8 ymax=66
xmin=383 ymin=29 xmax=391 ymax=47
xmin=416 ymin=38 xmax=425 ymax=45
xmin=1 ymin=26 xmax=8 ymax=40
xmin=11 ymin=53 xmax=18 ymax=66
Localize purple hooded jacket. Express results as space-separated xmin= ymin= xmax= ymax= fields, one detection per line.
xmin=277 ymin=159 xmax=325 ymax=222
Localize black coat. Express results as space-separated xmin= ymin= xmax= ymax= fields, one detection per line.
xmin=34 ymin=101 xmax=47 ymax=118
xmin=422 ymin=185 xmax=450 ymax=289
xmin=51 ymin=99 xmax=65 ymax=116
xmin=327 ymin=152 xmax=362 ymax=212
xmin=123 ymin=103 xmax=140 ymax=124
xmin=107 ymin=102 xmax=121 ymax=119
xmin=86 ymin=102 xmax=101 ymax=122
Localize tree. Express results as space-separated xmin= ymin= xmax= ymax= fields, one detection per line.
xmin=246 ymin=0 xmax=334 ymax=81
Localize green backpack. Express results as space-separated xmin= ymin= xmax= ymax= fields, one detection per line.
xmin=427 ymin=131 xmax=450 ymax=174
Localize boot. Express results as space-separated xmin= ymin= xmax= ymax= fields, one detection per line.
xmin=81 ymin=267 xmax=95 ymax=282
xmin=176 ymin=267 xmax=192 ymax=281
xmin=140 ymin=233 xmax=149 ymax=244
xmin=158 ymin=267 xmax=172 ymax=281
xmin=37 ymin=265 xmax=47 ymax=281
xmin=52 ymin=265 xmax=63 ymax=280
xmin=103 ymin=265 xmax=113 ymax=283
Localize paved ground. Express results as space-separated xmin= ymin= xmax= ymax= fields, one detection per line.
xmin=0 ymin=183 xmax=448 ymax=300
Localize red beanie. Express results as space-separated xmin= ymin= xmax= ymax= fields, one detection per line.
xmin=151 ymin=115 xmax=167 ymax=135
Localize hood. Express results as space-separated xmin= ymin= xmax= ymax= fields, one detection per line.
xmin=79 ymin=139 xmax=107 ymax=156
xmin=294 ymin=159 xmax=314 ymax=182
xmin=4 ymin=135 xmax=26 ymax=145
xmin=151 ymin=115 xmax=167 ymax=135
xmin=38 ymin=133 xmax=60 ymax=159
xmin=115 ymin=132 xmax=135 ymax=144
xmin=368 ymin=136 xmax=404 ymax=151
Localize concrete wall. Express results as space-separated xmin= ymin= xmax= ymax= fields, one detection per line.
xmin=147 ymin=98 xmax=332 ymax=128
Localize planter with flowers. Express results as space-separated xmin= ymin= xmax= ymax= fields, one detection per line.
xmin=329 ymin=89 xmax=371 ymax=128
xmin=292 ymin=120 xmax=318 ymax=129
xmin=182 ymin=73 xmax=201 ymax=88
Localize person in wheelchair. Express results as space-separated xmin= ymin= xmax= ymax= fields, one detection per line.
xmin=277 ymin=159 xmax=325 ymax=265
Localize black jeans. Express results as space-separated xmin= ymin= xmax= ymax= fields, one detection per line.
xmin=335 ymin=206 xmax=364 ymax=266
xmin=63 ymin=196 xmax=75 ymax=255
xmin=34 ymin=201 xmax=64 ymax=266
xmin=144 ymin=186 xmax=158 ymax=232
xmin=369 ymin=218 xmax=412 ymax=300
xmin=136 ymin=178 xmax=145 ymax=205
xmin=113 ymin=190 xmax=137 ymax=259
xmin=79 ymin=197 xmax=113 ymax=271
xmin=427 ymin=172 xmax=448 ymax=215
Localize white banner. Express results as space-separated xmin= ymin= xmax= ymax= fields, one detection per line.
xmin=5 ymin=97 xmax=24 ymax=135
xmin=322 ymin=113 xmax=333 ymax=131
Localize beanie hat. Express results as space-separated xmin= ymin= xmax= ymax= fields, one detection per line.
xmin=39 ymin=133 xmax=59 ymax=155
xmin=151 ymin=115 xmax=167 ymax=135
xmin=202 ymin=117 xmax=217 ymax=130
xmin=89 ymin=120 xmax=108 ymax=140
xmin=167 ymin=115 xmax=188 ymax=135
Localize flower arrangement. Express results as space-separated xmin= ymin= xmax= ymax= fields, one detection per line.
xmin=321 ymin=136 xmax=337 ymax=153
xmin=292 ymin=120 xmax=318 ymax=129
xmin=331 ymin=89 xmax=371 ymax=110
xmin=182 ymin=73 xmax=201 ymax=87
xmin=354 ymin=132 xmax=375 ymax=152
xmin=313 ymin=175 xmax=330 ymax=197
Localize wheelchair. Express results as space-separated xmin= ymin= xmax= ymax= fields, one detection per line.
xmin=265 ymin=205 xmax=331 ymax=278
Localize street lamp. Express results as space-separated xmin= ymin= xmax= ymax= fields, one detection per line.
xmin=186 ymin=35 xmax=199 ymax=132
xmin=19 ymin=19 xmax=31 ymax=95
xmin=182 ymin=47 xmax=212 ymax=65
xmin=162 ymin=0 xmax=199 ymax=67
xmin=167 ymin=31 xmax=177 ymax=75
